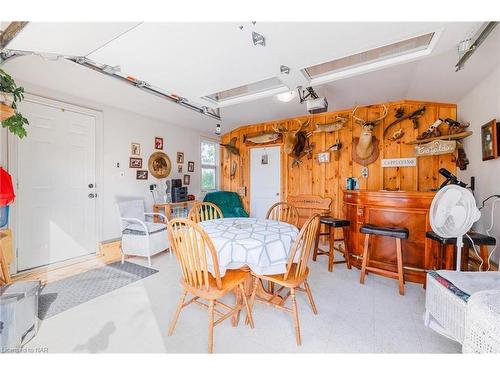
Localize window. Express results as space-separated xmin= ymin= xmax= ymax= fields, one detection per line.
xmin=201 ymin=139 xmax=219 ymax=192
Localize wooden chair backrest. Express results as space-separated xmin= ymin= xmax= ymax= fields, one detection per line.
xmin=266 ymin=202 xmax=299 ymax=227
xmin=287 ymin=195 xmax=332 ymax=227
xmin=167 ymin=218 xmax=222 ymax=290
xmin=188 ymin=202 xmax=224 ymax=223
xmin=284 ymin=214 xmax=321 ymax=281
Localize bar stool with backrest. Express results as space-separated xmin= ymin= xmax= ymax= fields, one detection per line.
xmin=359 ymin=224 xmax=409 ymax=295
xmin=188 ymin=202 xmax=223 ymax=223
xmin=167 ymin=218 xmax=254 ymax=353
xmin=313 ymin=216 xmax=352 ymax=272
xmin=249 ymin=214 xmax=321 ymax=346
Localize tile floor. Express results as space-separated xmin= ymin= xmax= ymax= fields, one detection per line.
xmin=26 ymin=251 xmax=461 ymax=353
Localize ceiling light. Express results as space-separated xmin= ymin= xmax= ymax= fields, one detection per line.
xmin=280 ymin=65 xmax=290 ymax=75
xmin=276 ymin=91 xmax=296 ymax=103
xmin=215 ymin=124 xmax=222 ymax=135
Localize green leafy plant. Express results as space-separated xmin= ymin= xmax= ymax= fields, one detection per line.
xmin=1 ymin=68 xmax=28 ymax=138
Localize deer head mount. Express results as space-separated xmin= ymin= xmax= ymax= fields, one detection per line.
xmin=273 ymin=119 xmax=314 ymax=166
xmin=351 ymin=105 xmax=388 ymax=166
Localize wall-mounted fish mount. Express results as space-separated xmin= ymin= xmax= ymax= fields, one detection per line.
xmin=243 ymin=131 xmax=280 ymax=144
xmin=313 ymin=116 xmax=348 ymax=133
xmin=220 ymin=137 xmax=240 ymax=157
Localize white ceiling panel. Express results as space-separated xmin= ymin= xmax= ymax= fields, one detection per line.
xmin=6 ymin=22 xmax=141 ymax=56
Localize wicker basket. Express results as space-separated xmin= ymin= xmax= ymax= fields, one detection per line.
xmin=0 ymin=103 xmax=15 ymax=122
xmin=425 ymin=273 xmax=468 ymax=343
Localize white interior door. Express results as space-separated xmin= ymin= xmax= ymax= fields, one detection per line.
xmin=17 ymin=100 xmax=97 ymax=271
xmin=250 ymin=146 xmax=281 ymax=219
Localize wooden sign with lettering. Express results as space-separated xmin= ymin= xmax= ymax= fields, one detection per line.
xmin=414 ymin=140 xmax=456 ymax=157
xmin=381 ymin=158 xmax=417 ymax=167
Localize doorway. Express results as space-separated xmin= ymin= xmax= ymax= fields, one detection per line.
xmin=250 ymin=146 xmax=281 ymax=219
xmin=14 ymin=98 xmax=99 ymax=271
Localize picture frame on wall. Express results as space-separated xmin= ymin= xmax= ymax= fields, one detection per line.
xmin=183 ymin=174 xmax=190 ymax=185
xmin=177 ymin=152 xmax=184 ymax=164
xmin=177 ymin=165 xmax=183 ymax=173
xmin=155 ymin=137 xmax=163 ymax=150
xmin=131 ymin=142 xmax=140 ymax=156
xmin=187 ymin=161 xmax=194 ymax=172
xmin=129 ymin=157 xmax=142 ymax=168
xmin=136 ymin=170 xmax=148 ymax=180
xmin=481 ymin=119 xmax=499 ymax=161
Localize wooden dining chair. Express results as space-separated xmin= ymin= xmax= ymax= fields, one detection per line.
xmin=265 ymin=202 xmax=299 ymax=227
xmin=188 ymin=202 xmax=224 ymax=223
xmin=167 ymin=218 xmax=254 ymax=353
xmin=248 ymin=214 xmax=321 ymax=345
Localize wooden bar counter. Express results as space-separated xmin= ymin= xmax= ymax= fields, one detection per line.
xmin=343 ymin=190 xmax=436 ymax=285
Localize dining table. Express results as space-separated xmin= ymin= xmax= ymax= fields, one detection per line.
xmin=199 ymin=217 xmax=300 ymax=323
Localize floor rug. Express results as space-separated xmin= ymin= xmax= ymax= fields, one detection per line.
xmin=38 ymin=261 xmax=158 ymax=319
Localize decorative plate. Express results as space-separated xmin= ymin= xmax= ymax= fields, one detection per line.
xmin=148 ymin=151 xmax=172 ymax=179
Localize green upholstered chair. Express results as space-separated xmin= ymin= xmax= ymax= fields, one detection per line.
xmin=203 ymin=191 xmax=248 ymax=218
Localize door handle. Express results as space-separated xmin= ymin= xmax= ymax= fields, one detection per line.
xmin=88 ymin=193 xmax=96 ymax=199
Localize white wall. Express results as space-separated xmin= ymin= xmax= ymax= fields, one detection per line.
xmin=458 ymin=65 xmax=500 ymax=264
xmin=1 ymin=81 xmax=218 ymax=245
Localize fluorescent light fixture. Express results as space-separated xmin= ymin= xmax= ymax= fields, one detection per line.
xmin=303 ymin=31 xmax=440 ymax=85
xmin=203 ymin=77 xmax=287 ymax=107
xmin=276 ymin=91 xmax=296 ymax=102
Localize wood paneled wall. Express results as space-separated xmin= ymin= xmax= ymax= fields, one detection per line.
xmin=220 ymin=100 xmax=457 ymax=220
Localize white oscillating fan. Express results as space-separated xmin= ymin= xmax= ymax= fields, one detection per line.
xmin=429 ymin=185 xmax=481 ymax=270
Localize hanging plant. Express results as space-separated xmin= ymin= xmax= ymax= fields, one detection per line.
xmin=0 ymin=68 xmax=29 ymax=138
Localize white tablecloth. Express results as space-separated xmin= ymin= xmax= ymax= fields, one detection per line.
xmin=199 ymin=218 xmax=299 ymax=276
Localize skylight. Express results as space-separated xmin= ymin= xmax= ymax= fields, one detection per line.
xmin=203 ymin=77 xmax=286 ymax=106
xmin=304 ymin=32 xmax=436 ymax=82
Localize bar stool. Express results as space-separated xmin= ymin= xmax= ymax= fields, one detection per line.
xmin=359 ymin=224 xmax=409 ymax=295
xmin=426 ymin=231 xmax=496 ymax=271
xmin=313 ymin=216 xmax=352 ymax=272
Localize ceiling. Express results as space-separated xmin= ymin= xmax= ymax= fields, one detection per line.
xmin=2 ymin=22 xmax=500 ymax=133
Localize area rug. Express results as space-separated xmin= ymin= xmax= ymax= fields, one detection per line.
xmin=38 ymin=261 xmax=158 ymax=320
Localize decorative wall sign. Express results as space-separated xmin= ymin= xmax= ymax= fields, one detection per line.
xmin=187 ymin=161 xmax=194 ymax=172
xmin=136 ymin=170 xmax=148 ymax=180
xmin=148 ymin=151 xmax=172 ymax=179
xmin=317 ymin=152 xmax=330 ymax=163
xmin=155 ymin=137 xmax=163 ymax=150
xmin=481 ymin=119 xmax=499 ymax=161
xmin=381 ymin=158 xmax=417 ymax=168
xmin=414 ymin=140 xmax=456 ymax=157
xmin=131 ymin=142 xmax=140 ymax=156
xmin=129 ymin=157 xmax=142 ymax=168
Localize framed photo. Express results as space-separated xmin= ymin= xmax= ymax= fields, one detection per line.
xmin=129 ymin=157 xmax=142 ymax=168
xmin=131 ymin=142 xmax=140 ymax=156
xmin=177 ymin=152 xmax=184 ymax=164
xmin=481 ymin=120 xmax=499 ymax=161
xmin=187 ymin=161 xmax=194 ymax=172
xmin=177 ymin=165 xmax=183 ymax=173
xmin=155 ymin=137 xmax=163 ymax=150
xmin=136 ymin=170 xmax=148 ymax=180
xmin=183 ymin=174 xmax=190 ymax=185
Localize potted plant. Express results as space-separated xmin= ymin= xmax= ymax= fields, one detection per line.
xmin=0 ymin=68 xmax=29 ymax=138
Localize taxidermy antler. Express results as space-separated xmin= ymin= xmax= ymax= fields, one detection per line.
xmin=351 ymin=105 xmax=388 ymax=165
xmin=273 ymin=118 xmax=314 ymax=167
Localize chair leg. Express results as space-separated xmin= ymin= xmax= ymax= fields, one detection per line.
xmin=395 ymin=238 xmax=405 ymax=295
xmin=313 ymin=224 xmax=321 ymax=261
xmin=246 ymin=277 xmax=259 ymax=325
xmin=268 ymin=281 xmax=274 ymax=294
xmin=208 ymin=300 xmax=215 ymax=354
xmin=168 ymin=290 xmax=187 ymax=336
xmin=328 ymin=225 xmax=335 ymax=272
xmin=342 ymin=226 xmax=352 ymax=269
xmin=232 ymin=286 xmax=242 ymax=327
xmin=239 ymin=283 xmax=255 ymax=329
xmin=360 ymin=234 xmax=370 ymax=284
xmin=479 ymin=245 xmax=489 ymax=271
xmin=290 ymin=288 xmax=301 ymax=346
xmin=303 ymin=280 xmax=318 ymax=315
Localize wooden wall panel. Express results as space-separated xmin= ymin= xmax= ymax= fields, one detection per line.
xmin=220 ymin=100 xmax=457 ymax=221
